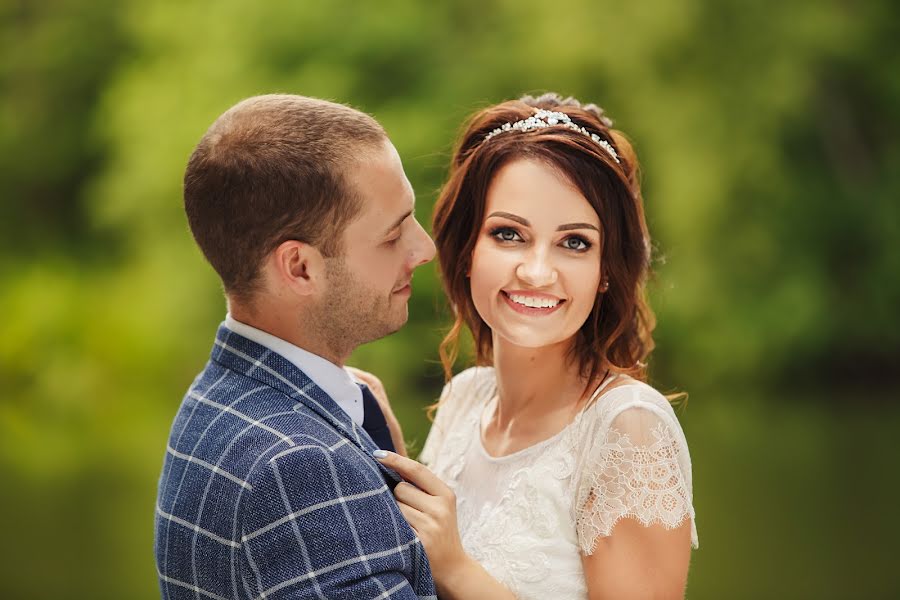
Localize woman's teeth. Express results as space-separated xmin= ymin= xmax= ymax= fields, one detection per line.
xmin=508 ymin=293 xmax=560 ymax=309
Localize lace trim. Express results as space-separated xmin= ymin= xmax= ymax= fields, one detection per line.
xmin=575 ymin=421 xmax=694 ymax=554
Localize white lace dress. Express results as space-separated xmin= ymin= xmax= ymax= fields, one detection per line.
xmin=420 ymin=366 xmax=698 ymax=599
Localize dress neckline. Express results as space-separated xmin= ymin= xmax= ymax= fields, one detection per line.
xmin=476 ymin=373 xmax=621 ymax=463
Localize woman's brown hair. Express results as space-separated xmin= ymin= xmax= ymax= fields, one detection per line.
xmin=432 ymin=92 xmax=656 ymax=390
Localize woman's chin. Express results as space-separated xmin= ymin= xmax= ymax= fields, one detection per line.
xmin=493 ymin=327 xmax=575 ymax=351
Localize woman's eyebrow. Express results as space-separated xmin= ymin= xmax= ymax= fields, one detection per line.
xmin=557 ymin=222 xmax=600 ymax=233
xmin=487 ymin=212 xmax=599 ymax=233
xmin=487 ymin=211 xmax=528 ymax=226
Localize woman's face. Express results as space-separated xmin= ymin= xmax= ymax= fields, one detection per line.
xmin=469 ymin=158 xmax=603 ymax=350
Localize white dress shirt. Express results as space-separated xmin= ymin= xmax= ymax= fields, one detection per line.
xmin=224 ymin=314 xmax=364 ymax=425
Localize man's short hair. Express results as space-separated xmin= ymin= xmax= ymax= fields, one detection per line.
xmin=183 ymin=94 xmax=386 ymax=300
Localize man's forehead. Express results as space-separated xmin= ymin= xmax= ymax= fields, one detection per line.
xmin=343 ymin=146 xmax=415 ymax=232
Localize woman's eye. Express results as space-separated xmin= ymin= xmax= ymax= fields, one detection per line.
xmin=563 ymin=236 xmax=590 ymax=251
xmin=491 ymin=227 xmax=522 ymax=243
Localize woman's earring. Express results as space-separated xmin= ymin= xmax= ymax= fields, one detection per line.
xmin=599 ymin=279 xmax=610 ymax=293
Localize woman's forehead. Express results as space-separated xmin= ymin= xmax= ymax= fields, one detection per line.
xmin=484 ymin=159 xmax=600 ymax=227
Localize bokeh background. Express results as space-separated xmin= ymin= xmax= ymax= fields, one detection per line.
xmin=2 ymin=0 xmax=898 ymax=598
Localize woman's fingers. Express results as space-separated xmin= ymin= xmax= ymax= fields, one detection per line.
xmin=383 ymin=454 xmax=467 ymax=580
xmin=393 ymin=481 xmax=436 ymax=513
xmin=374 ymin=451 xmax=450 ymax=497
xmin=395 ymin=499 xmax=426 ymax=533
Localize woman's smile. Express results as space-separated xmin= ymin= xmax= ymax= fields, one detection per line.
xmin=501 ymin=290 xmax=566 ymax=316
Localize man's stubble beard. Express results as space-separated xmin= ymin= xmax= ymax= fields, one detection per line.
xmin=313 ymin=256 xmax=406 ymax=360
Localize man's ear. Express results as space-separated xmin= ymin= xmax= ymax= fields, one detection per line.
xmin=268 ymin=240 xmax=325 ymax=297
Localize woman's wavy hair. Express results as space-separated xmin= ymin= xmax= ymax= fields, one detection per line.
xmin=432 ymin=92 xmax=657 ymax=390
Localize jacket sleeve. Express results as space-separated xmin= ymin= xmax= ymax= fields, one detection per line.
xmin=240 ymin=443 xmax=424 ymax=599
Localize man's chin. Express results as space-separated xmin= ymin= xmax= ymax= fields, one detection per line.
xmin=385 ymin=311 xmax=409 ymax=337
xmin=356 ymin=312 xmax=408 ymax=346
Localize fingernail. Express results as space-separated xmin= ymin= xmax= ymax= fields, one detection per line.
xmin=372 ymin=450 xmax=389 ymax=459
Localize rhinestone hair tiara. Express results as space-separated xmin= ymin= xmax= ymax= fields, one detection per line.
xmin=482 ymin=108 xmax=620 ymax=164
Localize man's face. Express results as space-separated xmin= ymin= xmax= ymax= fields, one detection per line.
xmin=318 ymin=140 xmax=436 ymax=351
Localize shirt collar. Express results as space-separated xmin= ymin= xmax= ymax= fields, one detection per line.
xmin=224 ymin=313 xmax=364 ymax=425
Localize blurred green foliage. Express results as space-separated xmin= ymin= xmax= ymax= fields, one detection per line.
xmin=1 ymin=0 xmax=898 ymax=598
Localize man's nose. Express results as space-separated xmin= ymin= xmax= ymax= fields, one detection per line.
xmin=410 ymin=220 xmax=436 ymax=268
xmin=515 ymin=247 xmax=558 ymax=287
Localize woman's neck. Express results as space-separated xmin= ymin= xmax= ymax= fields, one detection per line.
xmin=490 ymin=335 xmax=587 ymax=431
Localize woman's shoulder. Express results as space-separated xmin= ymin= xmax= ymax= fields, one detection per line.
xmin=601 ymin=376 xmax=673 ymax=408
xmin=582 ymin=376 xmax=683 ymax=435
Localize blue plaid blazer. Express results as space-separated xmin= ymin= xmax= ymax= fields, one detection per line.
xmin=155 ymin=325 xmax=436 ymax=599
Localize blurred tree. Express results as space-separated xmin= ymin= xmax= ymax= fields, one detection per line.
xmin=641 ymin=0 xmax=900 ymax=393
xmin=0 ymin=0 xmax=132 ymax=259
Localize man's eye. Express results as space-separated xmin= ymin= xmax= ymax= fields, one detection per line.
xmin=491 ymin=227 xmax=522 ymax=242
xmin=563 ymin=236 xmax=591 ymax=251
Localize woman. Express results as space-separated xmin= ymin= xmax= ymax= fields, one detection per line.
xmin=375 ymin=93 xmax=698 ymax=599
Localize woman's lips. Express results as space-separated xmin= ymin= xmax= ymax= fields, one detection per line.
xmin=500 ymin=291 xmax=565 ymax=316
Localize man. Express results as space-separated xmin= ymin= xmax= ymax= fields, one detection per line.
xmin=154 ymin=94 xmax=437 ymax=599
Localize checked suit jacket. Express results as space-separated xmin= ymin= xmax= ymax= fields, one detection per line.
xmin=154 ymin=325 xmax=436 ymax=600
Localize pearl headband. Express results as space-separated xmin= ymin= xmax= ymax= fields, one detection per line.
xmin=482 ymin=108 xmax=620 ymax=164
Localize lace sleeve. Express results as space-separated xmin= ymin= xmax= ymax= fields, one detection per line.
xmin=575 ymin=403 xmax=697 ymax=554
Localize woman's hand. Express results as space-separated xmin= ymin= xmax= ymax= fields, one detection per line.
xmin=375 ymin=451 xmax=517 ymax=600
xmin=345 ymin=366 xmax=407 ymax=456
xmin=374 ymin=451 xmax=468 ymax=581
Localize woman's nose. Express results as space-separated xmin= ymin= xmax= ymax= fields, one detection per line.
xmin=515 ymin=248 xmax=558 ymax=287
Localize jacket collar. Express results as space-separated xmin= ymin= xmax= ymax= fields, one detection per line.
xmin=209 ymin=324 xmax=402 ymax=486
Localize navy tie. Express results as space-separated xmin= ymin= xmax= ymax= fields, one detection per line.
xmin=359 ymin=384 xmax=395 ymax=452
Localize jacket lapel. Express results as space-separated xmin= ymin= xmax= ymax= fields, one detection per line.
xmin=210 ymin=325 xmax=402 ymax=486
